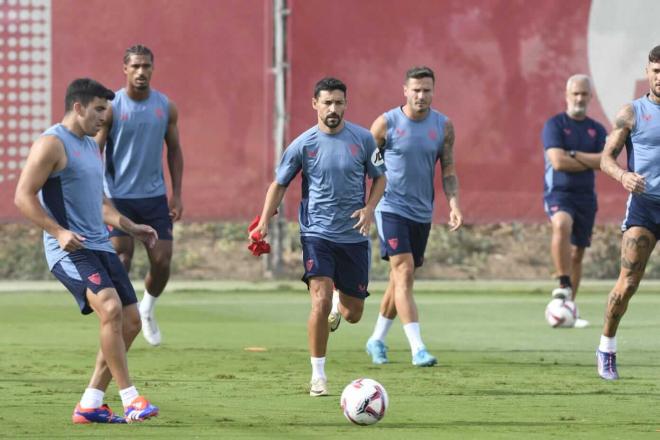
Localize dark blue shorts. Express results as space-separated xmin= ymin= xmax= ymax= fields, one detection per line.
xmin=108 ymin=195 xmax=173 ymax=240
xmin=300 ymin=236 xmax=370 ymax=299
xmin=51 ymin=249 xmax=137 ymax=315
xmin=376 ymin=211 xmax=431 ymax=267
xmin=544 ymin=192 xmax=597 ymax=247
xmin=622 ymin=194 xmax=660 ymax=239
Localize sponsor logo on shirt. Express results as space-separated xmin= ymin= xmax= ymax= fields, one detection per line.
xmin=395 ymin=128 xmax=406 ymax=137
xmin=428 ymin=129 xmax=438 ymax=141
xmin=587 ymin=128 xmax=597 ymax=138
xmin=563 ymin=128 xmax=571 ymax=135
xmin=348 ymin=144 xmax=359 ymax=157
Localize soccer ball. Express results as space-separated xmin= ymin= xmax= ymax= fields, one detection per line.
xmin=340 ymin=378 xmax=388 ymax=425
xmin=545 ymin=298 xmax=577 ymax=328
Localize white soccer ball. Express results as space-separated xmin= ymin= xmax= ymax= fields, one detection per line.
xmin=545 ymin=298 xmax=577 ymax=328
xmin=340 ymin=378 xmax=388 ymax=425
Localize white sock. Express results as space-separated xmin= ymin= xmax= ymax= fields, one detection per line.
xmin=599 ymin=335 xmax=617 ymax=353
xmin=80 ymin=387 xmax=104 ymax=409
xmin=310 ymin=356 xmax=326 ymax=380
xmin=119 ymin=386 xmax=139 ymax=407
xmin=403 ymin=322 xmax=425 ymax=355
xmin=140 ymin=290 xmax=158 ymax=315
xmin=331 ymin=290 xmax=339 ymax=315
xmin=370 ymin=314 xmax=394 ymax=342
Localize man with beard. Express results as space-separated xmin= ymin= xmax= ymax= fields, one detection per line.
xmin=251 ymin=77 xmax=386 ymax=396
xmin=365 ymin=66 xmax=463 ymax=367
xmin=542 ymin=74 xmax=606 ymax=328
xmin=96 ymin=45 xmax=184 ymax=347
xmin=597 ymin=45 xmax=660 ymax=380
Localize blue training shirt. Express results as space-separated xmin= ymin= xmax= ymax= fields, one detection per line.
xmin=542 ymin=112 xmax=606 ymax=197
xmin=39 ymin=124 xmax=115 ymax=269
xmin=276 ymin=121 xmax=385 ymax=243
xmin=627 ymin=95 xmax=660 ymax=202
xmin=104 ymin=88 xmax=169 ymax=198
xmin=376 ymin=107 xmax=447 ymax=223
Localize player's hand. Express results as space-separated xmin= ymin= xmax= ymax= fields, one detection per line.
xmin=448 ymin=207 xmax=463 ymax=232
xmin=250 ymin=221 xmax=268 ymax=242
xmin=169 ymin=195 xmax=183 ymax=222
xmin=56 ymin=229 xmax=86 ymax=252
xmin=351 ymin=206 xmax=374 ymax=237
xmin=130 ymin=224 xmax=158 ymax=248
xmin=621 ymin=172 xmax=645 ymax=194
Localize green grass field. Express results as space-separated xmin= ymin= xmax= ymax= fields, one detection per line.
xmin=2 ymin=280 xmax=660 ymax=439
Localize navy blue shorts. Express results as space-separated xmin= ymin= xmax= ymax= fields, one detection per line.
xmin=51 ymin=249 xmax=137 ymax=315
xmin=108 ymin=195 xmax=173 ymax=240
xmin=544 ymin=193 xmax=597 ymax=247
xmin=376 ymin=211 xmax=431 ymax=267
xmin=622 ymin=194 xmax=660 ymax=239
xmin=300 ymin=236 xmax=370 ymax=299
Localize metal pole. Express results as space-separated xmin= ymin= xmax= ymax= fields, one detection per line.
xmin=268 ymin=0 xmax=289 ymax=277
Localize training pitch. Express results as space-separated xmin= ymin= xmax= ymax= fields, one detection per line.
xmin=2 ymin=280 xmax=660 ymax=439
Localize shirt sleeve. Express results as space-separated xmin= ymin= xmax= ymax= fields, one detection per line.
xmin=275 ymin=139 xmax=303 ymax=186
xmin=542 ymin=117 xmax=563 ymax=150
xmin=364 ymin=132 xmax=385 ymax=179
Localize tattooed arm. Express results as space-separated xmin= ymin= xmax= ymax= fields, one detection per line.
xmin=601 ymin=104 xmax=645 ymax=193
xmin=440 ymin=119 xmax=463 ymax=231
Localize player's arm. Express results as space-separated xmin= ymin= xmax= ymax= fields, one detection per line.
xmin=102 ymin=197 xmax=157 ymax=248
xmin=369 ymin=114 xmax=387 ymax=148
xmin=545 ymin=148 xmax=590 ymax=172
xmin=352 ymin=174 xmax=386 ymax=237
xmin=251 ymin=181 xmax=287 ymax=241
xmin=165 ymin=101 xmax=184 ymax=221
xmin=439 ymin=119 xmax=463 ymax=231
xmin=94 ymin=105 xmax=113 ymax=153
xmin=601 ymin=104 xmax=644 ymax=193
xmin=14 ymin=136 xmax=86 ymax=252
xmin=571 ymin=151 xmax=602 ymax=170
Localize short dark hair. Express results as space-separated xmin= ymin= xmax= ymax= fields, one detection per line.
xmin=124 ymin=44 xmax=154 ymax=64
xmin=649 ymin=45 xmax=660 ymax=63
xmin=313 ymin=77 xmax=347 ymax=99
xmin=405 ymin=66 xmax=435 ymax=83
xmin=64 ymin=78 xmax=115 ymax=112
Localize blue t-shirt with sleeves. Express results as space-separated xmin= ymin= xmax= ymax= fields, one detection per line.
xmin=39 ymin=124 xmax=115 ymax=269
xmin=104 ymin=88 xmax=170 ymax=199
xmin=276 ymin=121 xmax=385 ymax=243
xmin=376 ymin=107 xmax=447 ymax=223
xmin=627 ymin=95 xmax=660 ymax=201
xmin=542 ymin=112 xmax=606 ymax=197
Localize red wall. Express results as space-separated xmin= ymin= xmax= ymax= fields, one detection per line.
xmin=0 ymin=0 xmax=635 ymax=223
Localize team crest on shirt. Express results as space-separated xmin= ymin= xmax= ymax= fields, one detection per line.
xmin=643 ymin=114 xmax=652 ymax=121
xmin=88 ymin=273 xmax=101 ymax=285
xmin=587 ymin=128 xmax=596 ymax=138
xmin=348 ymin=144 xmax=359 ymax=157
xmin=120 ymin=112 xmax=129 ymax=121
xmin=388 ymin=238 xmax=399 ymax=250
xmin=155 ymin=107 xmax=165 ymax=119
xmin=550 ymin=205 xmax=559 ymax=212
xmin=306 ymin=259 xmax=314 ymax=272
xmin=307 ymin=148 xmax=318 ymax=158
xmin=563 ymin=128 xmax=571 ymax=135
xmin=428 ymin=129 xmax=438 ymax=141
xmin=395 ymin=128 xmax=406 ymax=137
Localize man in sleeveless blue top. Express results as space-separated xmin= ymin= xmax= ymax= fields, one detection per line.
xmin=251 ymin=78 xmax=386 ymax=396
xmin=96 ymin=45 xmax=184 ymax=347
xmin=542 ymin=74 xmax=606 ymax=328
xmin=596 ymin=45 xmax=660 ymax=380
xmin=14 ymin=78 xmax=159 ymax=423
xmin=365 ymin=67 xmax=463 ymax=367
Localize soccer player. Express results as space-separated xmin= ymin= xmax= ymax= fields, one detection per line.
xmin=251 ymin=77 xmax=386 ymax=396
xmin=14 ymin=78 xmax=159 ymax=423
xmin=542 ymin=74 xmax=606 ymax=328
xmin=596 ymin=45 xmax=660 ymax=380
xmin=96 ymin=44 xmax=184 ymax=346
xmin=364 ymin=66 xmax=463 ymax=366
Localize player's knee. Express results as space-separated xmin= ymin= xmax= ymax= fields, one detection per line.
xmin=97 ymin=298 xmax=123 ymax=323
xmin=117 ymin=253 xmax=133 ymax=271
xmin=621 ymin=275 xmax=641 ymax=297
xmin=151 ymin=253 xmax=172 ymax=273
xmin=392 ymin=265 xmax=414 ymax=285
xmin=343 ymin=308 xmax=363 ymax=323
xmin=310 ymin=295 xmax=331 ymax=317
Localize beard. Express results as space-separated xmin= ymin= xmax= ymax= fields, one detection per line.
xmin=568 ymin=104 xmax=587 ymax=118
xmin=323 ymin=113 xmax=342 ymax=129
